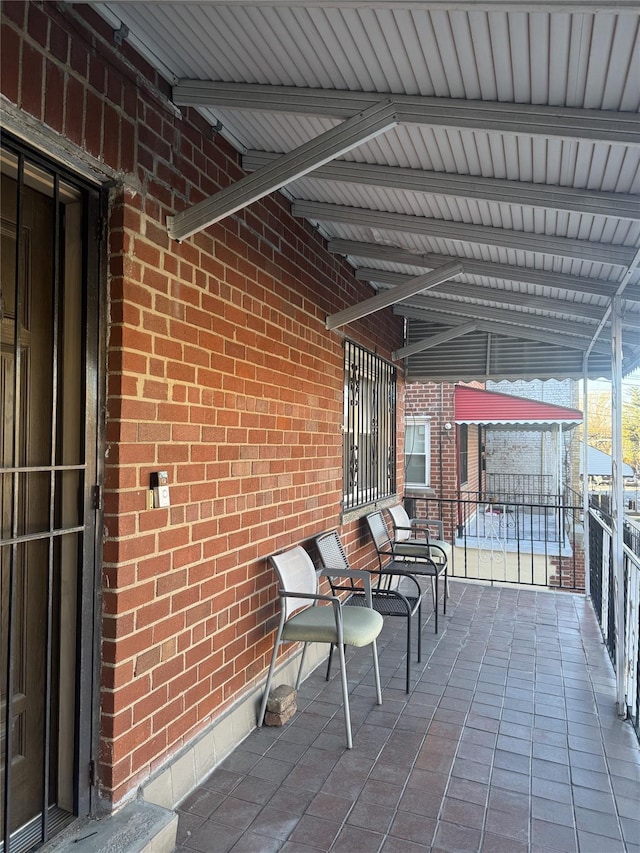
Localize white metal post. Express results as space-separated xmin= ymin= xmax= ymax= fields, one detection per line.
xmin=558 ymin=422 xmax=563 ymax=499
xmin=582 ymin=357 xmax=590 ymax=598
xmin=611 ymin=296 xmax=626 ymax=717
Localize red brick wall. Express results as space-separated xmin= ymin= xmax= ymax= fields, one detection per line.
xmin=404 ymin=381 xmax=484 ymax=539
xmin=405 ymin=382 xmax=453 ymax=500
xmin=2 ymin=2 xmax=404 ymax=807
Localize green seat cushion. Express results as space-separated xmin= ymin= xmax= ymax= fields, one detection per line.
xmin=282 ymin=604 xmax=383 ymax=646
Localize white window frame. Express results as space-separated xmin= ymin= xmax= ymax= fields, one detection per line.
xmin=404 ymin=416 xmax=431 ymax=488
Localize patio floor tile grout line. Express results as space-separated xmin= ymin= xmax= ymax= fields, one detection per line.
xmin=175 ymin=581 xmax=639 ymax=853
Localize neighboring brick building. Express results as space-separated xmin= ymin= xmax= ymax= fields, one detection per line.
xmin=404 ymin=379 xmax=582 ymax=540
xmin=404 ymin=381 xmax=482 ymax=541
xmin=0 ymin=3 xmax=405 ymax=844
xmin=485 ymin=379 xmax=582 ymax=498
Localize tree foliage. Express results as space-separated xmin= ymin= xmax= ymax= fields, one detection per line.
xmin=622 ymin=386 xmax=640 ymax=476
xmin=584 ymin=385 xmax=640 ymax=476
xmin=587 ymin=390 xmax=612 ymax=455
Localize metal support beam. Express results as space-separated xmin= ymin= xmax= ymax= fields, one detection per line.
xmin=355 ymin=268 xmax=635 ymax=327
xmin=611 ymin=296 xmax=626 ymax=717
xmin=475 ymin=319 xmax=596 ymax=353
xmin=393 ymin=322 xmax=478 ymax=361
xmin=293 ymin=202 xmax=635 ymax=268
xmin=329 ymin=239 xmax=640 ymax=304
xmin=173 ymin=81 xmax=640 ymax=147
xmin=557 ymin=423 xmax=564 ymax=499
xmin=395 ymin=303 xmax=613 ymax=354
xmin=587 ymin=246 xmax=640 ymax=358
xmin=109 ymin=0 xmax=638 ymax=10
xmin=394 ymin=311 xmax=612 ymax=370
xmin=243 ymin=151 xmax=640 ymax=222
xmin=166 ymin=100 xmax=398 ymax=240
xmin=582 ymin=356 xmax=590 ymax=599
xmin=127 ymin=1 xmax=640 ymax=9
xmin=325 ymin=261 xmax=462 ymax=330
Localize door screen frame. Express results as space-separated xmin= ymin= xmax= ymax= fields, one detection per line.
xmin=0 ymin=131 xmax=106 ymax=852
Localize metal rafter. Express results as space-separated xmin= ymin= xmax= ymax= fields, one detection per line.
xmin=474 ymin=319 xmax=601 ymax=351
xmin=326 ymin=261 xmax=463 ymax=330
xmin=173 ymin=82 xmax=640 ymax=147
xmin=400 ymin=318 xmax=611 ymax=358
xmin=327 ymin=240 xmax=640 ymax=303
xmin=110 ymin=1 xmax=640 ymax=8
xmin=243 ymin=151 xmax=640 ymax=223
xmin=166 ymin=100 xmax=399 ymax=240
xmin=394 ymin=318 xmax=596 ymax=361
xmin=587 ymin=246 xmax=640 ymax=356
xmin=355 ymin=268 xmax=640 ymax=328
xmin=293 ymin=201 xmax=636 ymax=267
xmin=393 ymin=323 xmax=479 ymax=361
xmin=394 ymin=304 xmax=613 ymax=354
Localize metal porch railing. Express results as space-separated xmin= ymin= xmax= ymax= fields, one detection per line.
xmin=485 ymin=473 xmax=556 ymax=505
xmin=406 ymin=492 xmax=584 ymax=591
xmin=588 ymin=506 xmax=640 ymax=741
xmin=405 ymin=493 xmax=640 ymax=739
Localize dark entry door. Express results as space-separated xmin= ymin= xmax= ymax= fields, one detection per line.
xmin=0 ymin=138 xmax=103 ymax=853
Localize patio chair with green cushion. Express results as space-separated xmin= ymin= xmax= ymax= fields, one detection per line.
xmin=315 ymin=529 xmax=427 ymax=693
xmin=257 ymin=544 xmax=383 ymax=749
xmin=387 ymin=504 xmax=451 ymax=597
xmin=365 ymin=509 xmax=446 ymax=634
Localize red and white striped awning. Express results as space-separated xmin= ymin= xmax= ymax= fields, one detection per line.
xmin=454 ymin=386 xmax=583 ymax=427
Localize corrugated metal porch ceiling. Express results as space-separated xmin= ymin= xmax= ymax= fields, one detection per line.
xmin=91 ymin=1 xmax=640 ymax=381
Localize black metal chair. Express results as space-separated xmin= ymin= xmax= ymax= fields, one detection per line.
xmin=315 ymin=529 xmax=426 ymax=693
xmin=365 ymin=509 xmax=446 ymax=634
xmin=387 ymin=504 xmax=451 ymax=599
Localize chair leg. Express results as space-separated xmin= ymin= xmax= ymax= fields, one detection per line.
xmin=336 ymin=642 xmax=353 ymax=749
xmin=405 ymin=616 xmax=412 ymax=693
xmin=433 ymin=563 xmax=449 ymax=602
xmin=434 ymin=573 xmax=438 ymax=634
xmin=257 ymin=626 xmax=283 ymax=727
xmin=443 ymin=568 xmax=447 ymax=614
xmin=326 ymin=644 xmax=334 ymax=681
xmin=371 ymin=639 xmax=382 ymax=705
xmin=295 ymin=642 xmax=310 ymax=690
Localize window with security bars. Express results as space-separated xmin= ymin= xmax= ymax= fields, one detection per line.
xmin=343 ymin=341 xmax=396 ymax=510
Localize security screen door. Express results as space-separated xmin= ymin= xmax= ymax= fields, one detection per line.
xmin=0 ymin=137 xmax=102 ymax=853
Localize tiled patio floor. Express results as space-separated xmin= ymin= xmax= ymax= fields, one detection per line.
xmin=175 ymin=581 xmax=640 ymax=853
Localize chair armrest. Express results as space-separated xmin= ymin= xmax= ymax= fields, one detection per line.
xmin=369 ymin=586 xmax=417 ymax=613
xmin=425 ymin=542 xmax=448 ymax=563
xmin=410 ymin=518 xmax=444 ymax=539
xmin=319 ymin=568 xmax=374 ymax=608
xmin=280 ymin=588 xmax=344 ymax=641
xmin=394 ymin=522 xmax=427 ymax=541
xmin=370 ymin=567 xmax=424 ymax=595
xmin=280 ymin=589 xmax=339 ymax=605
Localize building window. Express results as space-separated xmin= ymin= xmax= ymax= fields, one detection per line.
xmin=405 ymin=417 xmax=431 ymax=487
xmin=343 ymin=341 xmax=396 ymax=510
xmin=459 ymin=423 xmax=469 ymax=484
